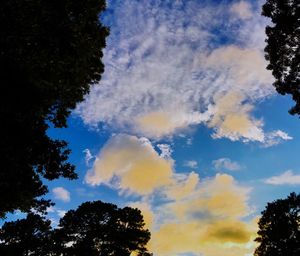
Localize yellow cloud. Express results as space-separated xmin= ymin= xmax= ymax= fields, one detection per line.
xmin=85 ymin=134 xmax=173 ymax=195
xmin=147 ymin=174 xmax=256 ymax=256
xmin=129 ymin=202 xmax=154 ymax=230
xmin=135 ymin=110 xmax=211 ymax=138
xmin=136 ymin=111 xmax=177 ymax=138
xmin=209 ymin=92 xmax=264 ymax=142
xmin=150 ymin=219 xmax=257 ymax=256
xmin=166 ymin=172 xmax=199 ymax=200
xmin=86 ymin=136 xmax=257 ymax=256
xmin=203 ymin=220 xmax=252 ymax=243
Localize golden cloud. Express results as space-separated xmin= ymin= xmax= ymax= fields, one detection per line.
xmin=147 ymin=174 xmax=256 ymax=256
xmin=209 ymin=92 xmax=264 ymax=142
xmin=85 ymin=134 xmax=173 ymax=195
xmin=86 ymin=136 xmax=257 ymax=256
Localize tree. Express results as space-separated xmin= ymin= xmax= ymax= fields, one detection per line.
xmin=0 ymin=0 xmax=109 ymax=217
xmin=262 ymin=0 xmax=300 ymax=114
xmin=0 ymin=213 xmax=53 ymax=256
xmin=53 ymin=201 xmax=152 ymax=256
xmin=254 ymin=192 xmax=300 ymax=256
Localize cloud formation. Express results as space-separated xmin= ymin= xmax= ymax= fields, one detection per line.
xmin=85 ymin=134 xmax=173 ymax=195
xmin=75 ymin=0 xmax=293 ymax=144
xmin=213 ymin=158 xmax=241 ymax=171
xmin=52 ymin=187 xmax=70 ymax=202
xmin=184 ymin=160 xmax=198 ymax=169
xmin=148 ymin=173 xmax=257 ymax=256
xmin=230 ymin=1 xmax=253 ymax=20
xmin=263 ymin=130 xmax=293 ymax=147
xmin=265 ymin=170 xmax=300 ymax=185
xmin=86 ymin=136 xmax=257 ymax=256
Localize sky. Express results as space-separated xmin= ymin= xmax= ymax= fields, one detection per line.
xmin=6 ymin=1 xmax=300 ymax=256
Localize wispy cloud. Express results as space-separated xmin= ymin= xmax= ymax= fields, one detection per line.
xmin=264 ymin=170 xmax=300 ymax=185
xmin=263 ymin=130 xmax=293 ymax=147
xmin=213 ymin=158 xmax=241 ymax=171
xmin=52 ymin=187 xmax=70 ymax=202
xmin=230 ymin=1 xmax=253 ymax=20
xmin=183 ymin=160 xmax=198 ymax=169
xmin=83 ymin=148 xmax=94 ymax=166
xmin=74 ymin=0 xmax=292 ymax=144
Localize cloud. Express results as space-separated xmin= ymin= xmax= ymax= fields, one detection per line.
xmin=85 ymin=134 xmax=173 ymax=195
xmin=157 ymin=143 xmax=173 ymax=159
xmin=183 ymin=160 xmax=198 ymax=169
xmin=56 ymin=210 xmax=67 ymax=218
xmin=208 ymin=92 xmax=264 ymax=142
xmin=52 ymin=187 xmax=70 ymax=202
xmin=86 ymin=136 xmax=257 ymax=255
xmin=230 ymin=1 xmax=253 ymax=20
xmin=166 ymin=172 xmax=199 ymax=200
xmin=263 ymin=130 xmax=293 ymax=147
xmin=75 ymin=0 xmax=288 ymax=144
xmin=148 ymin=174 xmax=257 ymax=256
xmin=213 ymin=158 xmax=241 ymax=171
xmin=264 ymin=170 xmax=300 ymax=185
xmin=83 ymin=148 xmax=94 ymax=166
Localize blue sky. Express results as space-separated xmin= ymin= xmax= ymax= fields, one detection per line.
xmin=6 ymin=1 xmax=300 ymax=255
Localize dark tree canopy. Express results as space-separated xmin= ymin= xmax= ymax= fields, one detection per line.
xmin=0 ymin=0 xmax=109 ymax=217
xmin=262 ymin=0 xmax=300 ymax=114
xmin=254 ymin=192 xmax=300 ymax=256
xmin=0 ymin=213 xmax=53 ymax=256
xmin=54 ymin=201 xmax=152 ymax=256
xmin=0 ymin=201 xmax=152 ymax=256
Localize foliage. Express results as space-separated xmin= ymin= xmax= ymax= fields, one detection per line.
xmin=0 ymin=0 xmax=109 ymax=217
xmin=262 ymin=0 xmax=300 ymax=114
xmin=254 ymin=192 xmax=300 ymax=256
xmin=0 ymin=201 xmax=152 ymax=256
xmin=54 ymin=201 xmax=152 ymax=256
xmin=0 ymin=213 xmax=53 ymax=256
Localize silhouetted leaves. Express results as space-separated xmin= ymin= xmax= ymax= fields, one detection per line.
xmin=262 ymin=0 xmax=300 ymax=114
xmin=254 ymin=192 xmax=300 ymax=256
xmin=54 ymin=201 xmax=152 ymax=256
xmin=0 ymin=201 xmax=152 ymax=256
xmin=0 ymin=213 xmax=53 ymax=256
xmin=0 ymin=0 xmax=108 ymax=217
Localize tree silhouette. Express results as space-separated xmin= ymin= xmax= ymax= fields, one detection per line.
xmin=0 ymin=213 xmax=53 ymax=256
xmin=0 ymin=0 xmax=109 ymax=217
xmin=0 ymin=201 xmax=152 ymax=255
xmin=262 ymin=0 xmax=300 ymax=114
xmin=53 ymin=201 xmax=152 ymax=256
xmin=254 ymin=192 xmax=300 ymax=256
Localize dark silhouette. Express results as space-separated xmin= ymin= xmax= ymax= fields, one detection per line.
xmin=54 ymin=201 xmax=152 ymax=256
xmin=0 ymin=0 xmax=109 ymax=217
xmin=0 ymin=213 xmax=53 ymax=256
xmin=262 ymin=0 xmax=300 ymax=114
xmin=0 ymin=201 xmax=152 ymax=256
xmin=254 ymin=192 xmax=300 ymax=256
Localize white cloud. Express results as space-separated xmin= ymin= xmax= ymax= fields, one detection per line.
xmin=263 ymin=130 xmax=293 ymax=147
xmin=230 ymin=1 xmax=253 ymax=20
xmin=213 ymin=158 xmax=241 ymax=171
xmin=265 ymin=170 xmax=300 ymax=185
xmin=52 ymin=187 xmax=71 ymax=202
xmin=83 ymin=148 xmax=94 ymax=166
xmin=157 ymin=144 xmax=173 ymax=159
xmin=75 ymin=0 xmax=287 ymax=144
xmin=184 ymin=160 xmax=198 ymax=169
xmin=47 ymin=206 xmax=67 ymax=218
xmin=57 ymin=210 xmax=67 ymax=218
